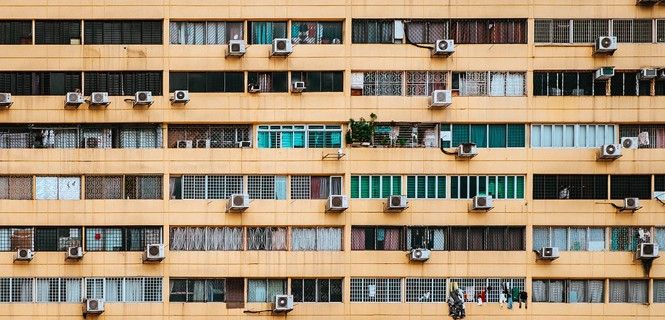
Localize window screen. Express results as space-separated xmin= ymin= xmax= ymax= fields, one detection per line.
xmin=533 ymin=175 xmax=608 ymax=199
xmin=0 ymin=21 xmax=32 ymax=44
xmin=84 ymin=72 xmax=162 ymax=96
xmin=169 ymin=72 xmax=244 ymax=93
xmin=610 ymin=175 xmax=651 ymax=199
xmin=35 ymin=20 xmax=81 ymax=44
xmin=84 ymin=20 xmax=163 ymax=44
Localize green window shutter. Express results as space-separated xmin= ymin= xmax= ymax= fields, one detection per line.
xmin=451 ymin=124 xmax=469 ymax=147
xmin=329 ymin=131 xmax=342 ymax=147
xmin=488 ymin=124 xmax=507 ymax=148
xmin=516 ymin=176 xmax=525 ymax=198
xmin=392 ymin=175 xmax=401 ymax=195
xmin=426 ymin=176 xmax=436 ymax=198
xmin=470 ymin=125 xmax=487 ymax=148
xmin=478 ymin=176 xmax=487 ymax=196
xmin=507 ymin=124 xmax=525 ymax=147
xmin=270 ymin=132 xmax=279 ymax=148
xmin=451 ymin=176 xmax=458 ymax=199
xmin=497 ymin=176 xmax=506 ymax=199
xmin=416 ymin=176 xmax=426 ymax=198
xmin=488 ymin=176 xmax=497 ymax=198
xmin=406 ymin=176 xmax=416 ymax=198
xmin=258 ymin=132 xmax=269 ymax=148
xmin=507 ymin=176 xmax=515 ymax=198
xmin=372 ymin=176 xmax=382 ymax=198
xmin=437 ymin=176 xmax=446 ymax=198
xmin=281 ymin=131 xmax=293 ymax=148
xmin=361 ymin=176 xmax=370 ymax=198
xmin=350 ymin=176 xmax=359 ymax=198
xmin=293 ymin=131 xmax=305 ymax=148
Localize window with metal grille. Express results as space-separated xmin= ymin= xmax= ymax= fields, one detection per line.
xmin=247 ymin=279 xmax=286 ymax=303
xmin=619 ymin=125 xmax=665 ymax=149
xmin=450 ymin=176 xmax=524 ymax=199
xmin=350 ymin=278 xmax=402 ymax=302
xmin=441 ymin=124 xmax=525 ymax=148
xmin=610 ymin=72 xmax=644 ymax=96
xmin=609 ymin=280 xmax=648 ymax=303
xmin=656 ymin=227 xmax=665 ymax=249
xmin=359 ymin=71 xmax=403 ymax=96
xmin=35 ymin=176 xmax=80 ymax=200
xmin=0 ymin=72 xmax=81 ymax=95
xmin=168 ymin=125 xmax=251 ymax=148
xmin=350 ymin=175 xmax=401 ymax=199
xmin=531 ymin=124 xmax=616 ymax=148
xmin=35 ymin=278 xmax=82 ymax=302
xmin=351 ymin=227 xmax=404 ymax=250
xmin=0 ymin=176 xmax=32 ymax=199
xmin=84 ymin=20 xmax=163 ymax=44
xmin=246 ymin=227 xmax=287 ymax=251
xmin=290 ymin=71 xmax=344 ymax=92
xmin=247 ymin=175 xmax=286 ymax=199
xmin=169 ymin=72 xmax=244 ymax=93
xmin=372 ymin=123 xmax=439 ymax=148
xmin=533 ymin=175 xmax=608 ymax=200
xmin=532 ymin=227 xmax=606 ymax=251
xmin=533 ymin=71 xmax=601 ymax=96
xmin=446 ymin=226 xmax=525 ymax=251
xmin=352 ymin=19 xmax=395 ymax=44
xmin=117 ymin=126 xmax=162 ymax=148
xmin=291 ymin=227 xmax=343 ymax=251
xmin=290 ymin=176 xmax=342 ymax=199
xmin=85 ymin=277 xmax=162 ymax=302
xmin=610 ymin=175 xmax=651 ymax=199
xmin=85 ymin=227 xmax=162 ymax=252
xmin=35 ymin=20 xmax=81 ymax=44
xmin=169 ymin=226 xmax=244 ymax=251
xmin=0 ymin=278 xmax=33 ymax=302
xmin=291 ymin=22 xmax=343 ymax=44
xmin=248 ymin=21 xmax=287 ymax=44
xmin=406 ymin=227 xmax=445 ymax=250
xmin=609 ymin=226 xmax=649 ymax=251
xmin=291 ymin=279 xmax=343 ymax=303
xmin=124 ymin=175 xmax=162 ymax=199
xmin=247 ymin=72 xmax=288 ymax=92
xmin=85 ymin=176 xmax=122 ymax=199
xmin=405 ymin=278 xmax=447 ymax=302
xmin=532 ymin=279 xmax=604 ymax=303
xmin=169 ymin=21 xmax=243 ymax=44
xmin=613 ymin=19 xmax=653 ymax=43
xmin=257 ymin=125 xmax=342 ymax=148
xmin=170 ymin=175 xmax=243 ymax=200
xmin=452 ymin=71 xmax=525 ymax=96
xmin=449 ymin=278 xmax=525 ymax=303
xmin=34 ymin=227 xmax=81 ymax=251
xmin=405 ymin=20 xmax=448 ymax=44
xmin=406 ymin=176 xmax=446 ymax=199
xmin=0 ymin=228 xmax=34 ymax=251
xmin=405 ymin=71 xmax=446 ymax=96
xmin=0 ymin=20 xmax=32 ymax=44
xmin=169 ymin=279 xmax=225 ymax=302
xmin=450 ymin=19 xmax=527 ymax=44
xmin=83 ymin=71 xmax=162 ymax=96
xmin=654 ymin=280 xmax=665 ymax=303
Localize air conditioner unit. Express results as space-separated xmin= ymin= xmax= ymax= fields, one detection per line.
xmin=472 ymin=195 xmax=493 ymax=210
xmin=85 ymin=137 xmax=100 ymax=148
xmin=621 ymin=137 xmax=639 ymax=149
xmin=15 ymin=248 xmax=33 ymax=261
xmin=623 ymin=197 xmax=641 ymax=211
xmin=65 ymin=246 xmax=83 ymax=260
xmin=176 ymin=140 xmax=193 ymax=148
xmin=134 ymin=91 xmax=153 ymax=106
xmin=386 ymin=195 xmax=408 ymax=211
xmin=248 ymin=83 xmax=261 ymax=93
xmin=143 ymin=244 xmax=165 ymax=262
xmin=430 ymin=90 xmax=452 ymax=107
xmin=432 ymin=39 xmax=455 ymax=56
xmin=326 ymin=195 xmax=349 ymax=212
xmin=89 ymin=92 xmax=110 ymax=106
xmin=227 ymin=193 xmax=250 ymax=212
xmin=238 ymin=141 xmax=252 ymax=148
xmin=640 ymin=68 xmax=658 ymax=80
xmin=83 ymin=298 xmax=105 ymax=314
xmin=65 ymin=92 xmax=84 ymax=106
xmin=273 ymin=294 xmax=294 ymax=313
xmin=537 ymin=247 xmax=560 ymax=260
xmin=292 ymin=81 xmax=306 ymax=93
xmin=636 ymin=242 xmax=659 ymax=259
xmin=227 ymin=39 xmax=246 ymax=57
xmin=636 ymin=0 xmax=659 ymax=5
xmin=409 ymin=248 xmax=431 ymax=262
xmin=171 ymin=90 xmax=190 ymax=104
xmin=599 ymin=144 xmax=622 ymax=159
xmin=457 ymin=143 xmax=478 ymax=158
xmin=196 ymin=139 xmax=211 ymax=148
xmin=594 ymin=36 xmax=617 ymax=54
xmin=271 ymin=38 xmax=293 ymax=56
xmin=0 ymin=93 xmax=13 ymax=108
xmin=595 ymin=67 xmax=615 ymax=80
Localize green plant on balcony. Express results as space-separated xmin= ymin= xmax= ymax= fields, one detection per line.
xmin=346 ymin=113 xmax=377 ymax=146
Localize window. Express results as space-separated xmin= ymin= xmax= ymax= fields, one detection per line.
xmin=350 ymin=278 xmax=401 ymax=302
xmin=451 ymin=72 xmax=525 ymax=96
xmin=34 ymin=227 xmax=81 ymax=251
xmin=405 ymin=20 xmax=448 ymax=44
xmin=257 ymin=125 xmax=342 ymax=148
xmin=246 ymin=227 xmax=287 ymax=251
xmin=169 ymin=175 xmax=243 ymax=200
xmin=441 ymin=124 xmax=526 ymax=148
xmin=35 ymin=278 xmax=82 ymax=302
xmin=405 ymin=227 xmax=445 ymax=250
xmin=359 ymin=71 xmax=403 ymax=96
xmin=609 ymin=280 xmax=648 ymax=303
xmin=610 ymin=175 xmax=651 ymax=199
xmin=247 ymin=72 xmax=288 ymax=93
xmin=169 ymin=279 xmax=225 ymax=302
xmin=291 ymin=22 xmax=343 ymax=44
xmin=84 ymin=71 xmax=163 ymax=96
xmin=654 ymin=280 xmax=665 ymax=303
xmin=35 ymin=20 xmax=80 ymax=44
xmin=352 ymin=20 xmax=394 ymax=44
xmin=35 ymin=176 xmax=80 ymax=200
xmin=85 ymin=175 xmax=162 ymax=200
xmin=619 ymin=125 xmax=665 ymax=149
xmin=0 ymin=20 xmax=32 ymax=44
xmin=351 ymin=227 xmax=403 ymax=250
xmin=291 ymin=227 xmax=343 ymax=251
xmin=0 ymin=72 xmax=81 ymax=95
xmin=83 ymin=176 xmax=120 ymax=199
xmin=117 ymin=126 xmax=162 ymax=148
xmin=290 ymin=176 xmax=342 ymax=199
xmin=247 ymin=175 xmax=287 ymax=200
xmin=350 ymin=175 xmax=401 ymax=199
xmin=657 ymin=176 xmax=665 ymax=195
xmin=406 ymin=176 xmax=446 ymax=199
xmin=533 ymin=71 xmax=599 ymax=96
xmin=0 ymin=278 xmax=33 ymax=302
xmin=532 ymin=279 xmax=604 ymax=303
xmin=532 ymin=227 xmax=606 ymax=251
xmin=84 ymin=20 xmax=162 ymax=44
xmin=405 ymin=278 xmax=447 ymax=303
xmin=290 ymin=71 xmax=343 ymax=92
xmin=447 ymin=227 xmax=525 ymax=251
xmin=613 ymin=19 xmax=653 ymax=43
xmin=531 ymin=124 xmax=615 ymax=148
xmin=0 ymin=228 xmax=34 ymax=251
xmin=124 ymin=176 xmax=162 ymax=199
xmin=450 ymin=176 xmax=525 ymax=199
xmin=85 ymin=277 xmax=162 ymax=302
xmin=169 ymin=227 xmax=243 ymax=251
xmin=533 ymin=175 xmax=608 ymax=200
xmin=610 ymin=227 xmax=648 ymax=251
xmin=291 ymin=279 xmax=343 ymax=303
xmin=85 ymin=227 xmax=162 ymax=251
xmin=0 ymin=176 xmax=32 ymax=199
xmin=168 ymin=125 xmax=251 ymax=148
xmin=169 ymin=21 xmax=243 ymax=44
xmin=657 ymin=227 xmax=665 ymax=249
xmin=372 ymin=123 xmax=439 ymax=148
xmin=610 ymin=72 xmax=644 ymax=96
xmin=449 ymin=278 xmax=525 ymax=303
xmin=534 ymin=19 xmax=653 ymax=44
xmin=405 ymin=71 xmax=446 ymax=96
xmin=247 ymin=279 xmax=286 ymax=303
xmin=169 ymin=72 xmax=244 ymax=93
xmin=248 ymin=22 xmax=286 ymax=44
xmin=451 ymin=19 xmax=527 ymax=44
xmin=225 ymin=278 xmax=245 ymax=308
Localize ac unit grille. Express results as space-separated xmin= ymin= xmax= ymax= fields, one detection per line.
xmin=601 ymin=37 xmax=612 ymax=48
xmin=138 ymin=92 xmax=148 ymax=101
xmin=413 ymin=250 xmax=422 ymax=258
xmin=438 ymin=41 xmax=448 ymax=50
xmin=277 ymin=296 xmax=288 ymax=307
xmin=18 ymin=249 xmax=28 ymax=258
xmin=148 ymin=245 xmax=160 ymax=256
xmin=622 ymin=139 xmax=634 ymax=148
xmin=543 ymin=247 xmax=553 ymax=256
xmin=435 ymin=91 xmax=447 ymax=101
xmin=477 ymin=197 xmax=487 ymax=207
xmin=233 ymin=196 xmax=245 ymax=206
xmin=626 ymin=198 xmax=636 ymax=207
xmin=276 ymin=40 xmax=286 ymax=50
xmin=643 ymin=244 xmax=654 ymax=255
xmin=0 ymin=93 xmax=9 ymax=103
xmin=176 ymin=91 xmax=186 ymax=99
xmin=68 ymin=93 xmax=79 ymax=101
xmin=69 ymin=247 xmax=79 ymax=256
xmin=88 ymin=300 xmax=99 ymax=310
xmin=331 ymin=196 xmax=343 ymax=207
xmin=231 ymin=43 xmax=240 ymax=51
xmin=605 ymin=144 xmax=616 ymax=154
xmin=462 ymin=144 xmax=472 ymax=153
xmin=390 ymin=196 xmax=402 ymax=206
xmin=93 ymin=93 xmax=104 ymax=103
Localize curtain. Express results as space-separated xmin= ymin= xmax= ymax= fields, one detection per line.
xmin=191 ymin=280 xmax=206 ymax=302
xmin=223 ymin=227 xmax=243 ymax=251
xmin=247 ymin=280 xmax=267 ymax=302
xmin=488 ymin=125 xmax=506 ymax=148
xmin=568 ymin=280 xmax=585 ymax=303
xmin=609 ymin=280 xmax=627 ymax=302
xmin=251 ymin=22 xmax=271 ymax=44
xmin=106 ymin=278 xmax=123 ymax=302
xmin=330 ymin=176 xmax=342 ymax=195
xmin=505 ymin=73 xmax=525 ymax=96
xmin=384 ymin=228 xmax=401 ymax=250
xmin=86 ymin=278 xmax=104 ymax=300
xmin=35 ymin=176 xmax=58 ymax=199
xmin=490 ymin=72 xmax=506 ymax=96
xmin=654 ymin=280 xmax=665 ymax=303
xmin=316 ymin=228 xmax=342 ymax=251
xmin=629 ymin=281 xmax=647 ymax=303
xmin=532 ymin=280 xmax=547 ymax=302
xmin=65 ymin=279 xmax=81 ymax=302
xmin=311 ymin=176 xmax=329 ymax=199
xmin=432 ymin=228 xmax=445 ymax=250
xmin=35 ymin=279 xmax=50 ymax=302
xmin=206 ymin=22 xmax=226 ymax=44
xmin=549 ymin=280 xmax=564 ymax=302
xmin=470 ymin=125 xmax=487 ymax=147
xmin=270 ymin=228 xmax=287 ymax=250
xmin=58 ymin=177 xmax=80 ymax=200
xmin=124 ymin=278 xmax=143 ymax=302
xmin=351 ymin=228 xmax=365 ymax=250
xmin=588 ymin=228 xmax=605 ymax=251
xmin=568 ymin=228 xmax=587 ymax=251
xmin=657 ymin=128 xmax=665 ymax=148
xmin=291 ymin=228 xmax=316 ymax=251
xmin=267 ymin=280 xmax=285 ymax=303
xmin=552 ymin=228 xmax=568 ymax=251
xmin=588 ymin=280 xmax=604 ymax=303
xmin=274 ymin=176 xmax=287 ymax=200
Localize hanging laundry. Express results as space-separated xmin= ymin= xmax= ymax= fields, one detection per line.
xmin=638 ymin=131 xmax=650 ymax=147
xmin=518 ymin=291 xmax=528 ymax=309
xmin=447 ymin=282 xmax=466 ymax=319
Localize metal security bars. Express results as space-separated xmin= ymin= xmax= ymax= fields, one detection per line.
xmin=0 ymin=126 xmax=160 ymax=146
xmin=85 ymin=175 xmax=162 ymax=199
xmin=609 ymin=280 xmax=648 ymax=303
xmin=0 ymin=176 xmax=32 ymax=199
xmin=84 ymin=277 xmax=163 ymax=302
xmin=533 ymin=175 xmax=608 ymax=200
xmin=247 ymin=175 xmax=286 ymax=200
xmin=35 ymin=278 xmax=83 ymax=302
xmin=535 ymin=19 xmax=658 ymax=43
xmin=0 ymin=72 xmax=81 ymax=95
xmin=34 ymin=227 xmax=82 ymax=251
xmin=350 ymin=278 xmax=402 ymax=302
xmin=532 ymin=279 xmax=604 ymax=303
xmin=449 ymin=278 xmax=525 ymax=303
xmin=83 ymin=20 xmax=162 ymax=44
xmin=0 ymin=21 xmax=32 ymax=44
xmin=0 ymin=278 xmax=33 ymax=302
xmin=169 ymin=21 xmax=243 ymax=45
xmin=169 ymin=227 xmax=244 ymax=251
xmin=610 ymin=175 xmax=651 ymax=199
xmin=373 ymin=123 xmax=439 ymax=148
xmin=83 ymin=72 xmax=163 ymax=96
xmin=248 ymin=22 xmax=287 ymax=45
xmin=290 ymin=71 xmax=344 ymax=92
xmin=257 ymin=125 xmax=342 ymax=148
xmin=35 ymin=20 xmax=80 ymax=44
xmin=405 ymin=278 xmax=447 ymax=302
xmin=170 ymin=175 xmax=243 ymax=200
xmin=246 ymin=227 xmax=288 ymax=251
xmin=168 ymin=125 xmax=251 ymax=148
xmin=0 ymin=228 xmax=33 ymax=251
xmin=291 ymin=279 xmax=343 ymax=303
xmin=290 ymin=227 xmax=343 ymax=251
xmin=169 ymin=72 xmax=245 ymax=93
xmin=352 ymin=71 xmax=446 ymax=96
xmin=619 ymin=125 xmax=665 ymax=148
xmin=350 ymin=175 xmax=401 ymax=199
xmin=450 ymin=176 xmax=525 ymax=199
xmin=533 ymin=227 xmax=606 ymax=252
xmin=533 ymin=71 xmax=604 ymax=96
xmin=169 ymin=279 xmax=225 ymax=302
xmin=247 ymin=72 xmax=288 ymax=92
xmin=84 ymin=227 xmax=162 ymax=252
xmin=451 ymin=71 xmax=525 ymax=96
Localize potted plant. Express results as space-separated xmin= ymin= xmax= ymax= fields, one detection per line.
xmin=347 ymin=113 xmax=377 ymax=147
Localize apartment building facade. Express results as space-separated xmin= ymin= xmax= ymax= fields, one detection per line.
xmin=0 ymin=0 xmax=664 ymax=319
